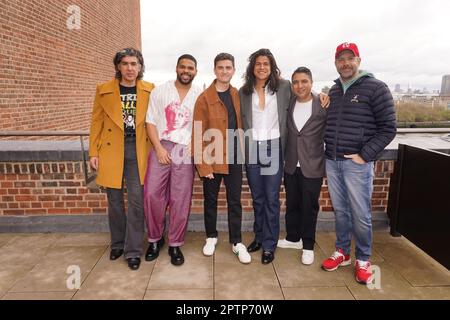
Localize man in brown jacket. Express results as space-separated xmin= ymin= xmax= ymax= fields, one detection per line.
xmin=89 ymin=48 xmax=154 ymax=270
xmin=192 ymin=53 xmax=251 ymax=264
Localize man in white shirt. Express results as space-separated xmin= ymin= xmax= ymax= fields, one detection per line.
xmin=143 ymin=54 xmax=202 ymax=266
xmin=279 ymin=67 xmax=327 ymax=266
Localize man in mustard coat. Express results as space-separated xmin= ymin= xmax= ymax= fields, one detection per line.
xmin=89 ymin=48 xmax=154 ymax=270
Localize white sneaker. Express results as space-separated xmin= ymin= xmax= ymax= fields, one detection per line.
xmin=301 ymin=249 xmax=314 ymax=265
xmin=202 ymin=237 xmax=217 ymax=256
xmin=277 ymin=238 xmax=303 ymax=249
xmin=232 ymin=243 xmax=251 ymax=264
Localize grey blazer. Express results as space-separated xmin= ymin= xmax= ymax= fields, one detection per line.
xmin=239 ymin=79 xmax=292 ymax=164
xmin=284 ymin=93 xmax=327 ymax=178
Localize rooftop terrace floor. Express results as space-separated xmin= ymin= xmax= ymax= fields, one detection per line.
xmin=0 ymin=231 xmax=449 ymax=301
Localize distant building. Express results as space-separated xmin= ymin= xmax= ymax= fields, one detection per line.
xmin=438 ymin=95 xmax=450 ymax=108
xmin=321 ymin=86 xmax=330 ymax=94
xmin=441 ymin=75 xmax=450 ymax=96
xmin=394 ymin=93 xmax=440 ymax=107
xmin=394 ymin=84 xmax=403 ymax=93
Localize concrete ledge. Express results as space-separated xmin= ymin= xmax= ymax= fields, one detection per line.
xmin=0 ymin=212 xmax=389 ymax=233
xmin=0 ymin=215 xmax=109 ymax=233
xmin=0 ymin=141 xmax=88 ymax=162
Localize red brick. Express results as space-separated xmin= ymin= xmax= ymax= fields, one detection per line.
xmin=4 ymin=209 xmax=25 ymax=215
xmin=25 ymin=209 xmax=47 ymax=215
xmin=48 ymin=209 xmax=70 ymax=214
xmin=19 ymin=189 xmax=31 ymax=195
xmin=70 ymin=208 xmax=92 ymax=214
xmin=38 ymin=195 xmax=59 ymax=201
xmin=372 ymin=192 xmax=388 ymax=199
xmin=8 ymin=203 xmax=19 ymax=209
xmin=92 ymin=208 xmax=107 ymax=214
xmin=84 ymin=195 xmax=104 ymax=201
xmin=1 ymin=182 xmax=13 ymax=188
xmin=373 ymin=179 xmax=389 ymax=185
xmin=62 ymin=196 xmax=83 ymax=201
xmin=7 ymin=189 xmax=19 ymax=195
xmin=15 ymin=195 xmax=36 ymax=201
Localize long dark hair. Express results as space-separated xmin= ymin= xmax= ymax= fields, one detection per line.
xmin=242 ymin=48 xmax=281 ymax=95
xmin=113 ymin=48 xmax=145 ymax=80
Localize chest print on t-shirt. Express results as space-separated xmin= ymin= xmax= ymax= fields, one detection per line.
xmin=163 ymin=101 xmax=191 ymax=135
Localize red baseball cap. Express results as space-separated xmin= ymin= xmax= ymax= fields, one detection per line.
xmin=335 ymin=42 xmax=360 ymax=59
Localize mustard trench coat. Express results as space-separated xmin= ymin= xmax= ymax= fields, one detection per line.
xmin=89 ymin=79 xmax=154 ymax=188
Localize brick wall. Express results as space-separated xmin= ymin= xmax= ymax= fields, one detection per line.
xmin=0 ymin=160 xmax=395 ymax=216
xmin=0 ymin=0 xmax=141 ymax=133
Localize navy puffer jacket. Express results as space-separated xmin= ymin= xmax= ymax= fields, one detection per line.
xmin=324 ymin=74 xmax=397 ymax=162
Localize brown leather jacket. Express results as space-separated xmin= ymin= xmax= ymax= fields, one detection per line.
xmin=192 ymin=81 xmax=243 ymax=177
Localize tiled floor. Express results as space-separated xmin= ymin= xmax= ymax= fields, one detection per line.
xmin=0 ymin=231 xmax=449 ymax=300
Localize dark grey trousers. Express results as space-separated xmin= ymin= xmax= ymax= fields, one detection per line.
xmin=106 ymin=136 xmax=144 ymax=259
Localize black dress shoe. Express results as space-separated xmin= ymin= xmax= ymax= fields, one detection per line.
xmin=247 ymin=240 xmax=262 ymax=253
xmin=145 ymin=238 xmax=165 ymax=261
xmin=110 ymin=249 xmax=124 ymax=261
xmin=127 ymin=257 xmax=141 ymax=270
xmin=262 ymin=251 xmax=274 ymax=264
xmin=168 ymin=246 xmax=184 ymax=266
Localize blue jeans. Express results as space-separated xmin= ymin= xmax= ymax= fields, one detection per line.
xmin=326 ymin=159 xmax=374 ymax=261
xmin=246 ymin=139 xmax=283 ymax=252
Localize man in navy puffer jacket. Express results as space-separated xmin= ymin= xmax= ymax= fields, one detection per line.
xmin=321 ymin=42 xmax=396 ymax=284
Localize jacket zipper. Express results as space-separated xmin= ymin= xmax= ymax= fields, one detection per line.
xmin=334 ymin=85 xmax=345 ymax=160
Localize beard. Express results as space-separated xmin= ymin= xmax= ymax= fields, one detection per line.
xmin=177 ymin=73 xmax=194 ymax=85
xmin=338 ymin=67 xmax=358 ymax=81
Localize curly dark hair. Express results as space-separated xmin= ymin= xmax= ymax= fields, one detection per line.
xmin=242 ymin=48 xmax=281 ymax=95
xmin=113 ymin=48 xmax=145 ymax=80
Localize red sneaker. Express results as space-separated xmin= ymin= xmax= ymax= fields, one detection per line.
xmin=322 ymin=248 xmax=351 ymax=271
xmin=355 ymin=260 xmax=372 ymax=284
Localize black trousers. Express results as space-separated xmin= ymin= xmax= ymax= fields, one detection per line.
xmin=203 ymin=164 xmax=243 ymax=244
xmin=284 ymin=167 xmax=323 ymax=250
xmin=106 ymin=136 xmax=144 ymax=259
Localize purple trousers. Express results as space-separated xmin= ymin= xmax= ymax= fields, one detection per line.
xmin=143 ymin=140 xmax=194 ymax=246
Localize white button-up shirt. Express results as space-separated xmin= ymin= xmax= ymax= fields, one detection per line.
xmin=251 ymin=87 xmax=280 ymax=141
xmin=146 ymin=80 xmax=202 ymax=146
xmin=293 ymin=99 xmax=313 ymax=167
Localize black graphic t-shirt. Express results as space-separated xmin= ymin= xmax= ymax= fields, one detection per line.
xmin=120 ymin=85 xmax=137 ymax=136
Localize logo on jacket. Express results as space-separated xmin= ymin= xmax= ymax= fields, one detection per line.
xmin=351 ymin=95 xmax=359 ymax=103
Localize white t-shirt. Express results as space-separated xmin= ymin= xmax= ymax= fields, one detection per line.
xmin=146 ymin=80 xmax=202 ymax=145
xmin=251 ymin=87 xmax=280 ymax=141
xmin=293 ymin=99 xmax=313 ymax=167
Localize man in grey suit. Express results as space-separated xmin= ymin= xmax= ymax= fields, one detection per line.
xmin=280 ymin=67 xmax=327 ymax=265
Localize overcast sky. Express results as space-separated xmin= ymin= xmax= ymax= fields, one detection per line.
xmin=140 ymin=0 xmax=449 ymax=92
